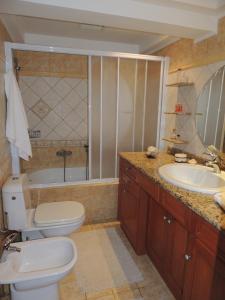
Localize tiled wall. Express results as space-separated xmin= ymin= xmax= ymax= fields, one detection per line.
xmin=21 ymin=141 xmax=87 ymax=173
xmin=31 ymin=182 xmax=118 ymax=224
xmin=0 ymin=21 xmax=11 ymax=231
xmin=19 ymin=76 xmax=88 ymax=141
xmin=154 ymin=16 xmax=225 ymax=73
xmin=21 ymin=140 xmax=87 ymax=173
xmin=160 ymin=59 xmax=225 ymax=156
xmin=14 ymin=50 xmax=87 ymax=78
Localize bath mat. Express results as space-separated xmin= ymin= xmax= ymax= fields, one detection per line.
xmin=73 ymin=227 xmax=143 ymax=293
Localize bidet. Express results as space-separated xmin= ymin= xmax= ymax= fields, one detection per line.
xmin=0 ymin=237 xmax=77 ymax=300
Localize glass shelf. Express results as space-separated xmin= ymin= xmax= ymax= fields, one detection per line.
xmin=166 ymin=82 xmax=194 ymax=87
xmin=162 ymin=137 xmax=188 ymax=144
xmin=164 ymin=112 xmax=203 ymax=116
xmin=164 ymin=112 xmax=191 ymax=115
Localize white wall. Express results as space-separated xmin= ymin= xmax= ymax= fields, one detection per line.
xmin=24 ymin=33 xmax=140 ymax=53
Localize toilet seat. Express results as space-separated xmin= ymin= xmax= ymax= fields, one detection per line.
xmin=34 ymin=201 xmax=85 ymax=227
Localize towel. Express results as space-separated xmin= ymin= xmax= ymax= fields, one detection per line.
xmin=214 ymin=193 xmax=225 ymax=210
xmin=4 ymin=69 xmax=32 ymax=160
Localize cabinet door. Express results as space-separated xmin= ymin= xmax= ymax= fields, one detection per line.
xmin=166 ymin=217 xmax=188 ymax=299
xmin=183 ymin=238 xmax=215 ymax=300
xmin=120 ymin=186 xmax=139 ymax=249
xmin=147 ymin=199 xmax=167 ymax=272
xmin=211 ymin=256 xmax=225 ymax=300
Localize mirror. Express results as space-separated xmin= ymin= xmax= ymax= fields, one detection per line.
xmin=196 ymin=65 xmax=225 ymax=152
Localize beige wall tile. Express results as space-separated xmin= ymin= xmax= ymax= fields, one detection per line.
xmin=21 ymin=144 xmax=87 ymax=173
xmin=30 ymin=182 xmax=118 ymax=224
xmin=0 ymin=20 xmax=11 ymax=230
xmin=154 ymin=16 xmax=225 ymax=73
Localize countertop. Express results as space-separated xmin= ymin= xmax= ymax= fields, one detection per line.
xmin=119 ymin=152 xmax=225 ymax=231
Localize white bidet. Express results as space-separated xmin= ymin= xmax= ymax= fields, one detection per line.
xmin=0 ymin=237 xmax=77 ymax=300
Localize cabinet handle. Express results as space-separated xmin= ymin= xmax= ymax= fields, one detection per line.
xmin=163 ymin=216 xmax=167 ymax=221
xmin=125 ymin=167 xmax=131 ymax=172
xmin=123 ymin=176 xmax=130 ymax=184
xmin=167 ymin=219 xmax=172 ymax=225
xmin=184 ymin=254 xmax=191 ymax=261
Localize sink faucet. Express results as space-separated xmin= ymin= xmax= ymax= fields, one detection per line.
xmin=205 ymin=145 xmax=221 ymax=174
xmin=205 ymin=161 xmax=221 ymax=174
xmin=3 ymin=232 xmax=21 ymax=252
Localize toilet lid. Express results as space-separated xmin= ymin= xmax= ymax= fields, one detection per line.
xmin=34 ymin=201 xmax=85 ymax=226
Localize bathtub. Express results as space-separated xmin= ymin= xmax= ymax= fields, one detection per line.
xmin=28 ymin=167 xmax=118 ymax=188
xmin=28 ymin=167 xmax=87 ymax=185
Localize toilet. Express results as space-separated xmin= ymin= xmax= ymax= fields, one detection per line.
xmin=2 ymin=174 xmax=85 ymax=240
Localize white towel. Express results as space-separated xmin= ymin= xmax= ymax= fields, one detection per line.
xmin=4 ymin=69 xmax=32 ymax=160
xmin=214 ymin=193 xmax=225 ymax=210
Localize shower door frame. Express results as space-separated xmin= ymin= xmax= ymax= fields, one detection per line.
xmin=5 ymin=42 xmax=169 ymax=178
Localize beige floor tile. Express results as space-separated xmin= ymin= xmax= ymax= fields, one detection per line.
xmin=91 ymin=295 xmax=115 ymax=300
xmin=60 ymin=270 xmax=76 ymax=285
xmin=77 ymin=225 xmax=93 ymax=232
xmin=60 ymin=281 xmax=86 ymax=300
xmin=113 ymin=283 xmax=138 ymax=294
xmin=86 ymin=289 xmax=114 ymax=299
xmin=139 ymin=285 xmax=175 ymax=300
xmin=65 ymin=222 xmax=173 ymax=300
xmin=113 ymin=287 xmax=142 ymax=300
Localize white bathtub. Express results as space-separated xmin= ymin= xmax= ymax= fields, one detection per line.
xmin=28 ymin=167 xmax=87 ymax=185
xmin=28 ymin=167 xmax=118 ymax=188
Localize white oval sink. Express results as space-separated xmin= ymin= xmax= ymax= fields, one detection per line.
xmin=158 ymin=163 xmax=225 ymax=194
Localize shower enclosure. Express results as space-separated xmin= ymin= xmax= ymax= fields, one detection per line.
xmin=5 ymin=42 xmax=168 ymax=185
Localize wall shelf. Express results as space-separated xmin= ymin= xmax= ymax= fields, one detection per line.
xmin=164 ymin=112 xmax=192 ymax=116
xmin=162 ymin=137 xmax=188 ymax=144
xmin=164 ymin=112 xmax=203 ymax=116
xmin=166 ymin=82 xmax=194 ymax=87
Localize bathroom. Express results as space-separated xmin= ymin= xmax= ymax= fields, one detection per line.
xmin=0 ymin=1 xmax=225 ymax=299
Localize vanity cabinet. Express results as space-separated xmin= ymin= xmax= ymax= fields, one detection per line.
xmin=118 ymin=159 xmax=148 ymax=255
xmin=147 ymin=190 xmax=188 ymax=299
xmin=183 ymin=237 xmax=215 ymax=300
xmin=118 ymin=157 xmax=224 ymax=300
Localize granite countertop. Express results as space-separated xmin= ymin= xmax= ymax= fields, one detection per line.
xmin=119 ymin=152 xmax=225 ymax=231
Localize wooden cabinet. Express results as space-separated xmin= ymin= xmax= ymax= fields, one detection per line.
xmin=147 ymin=199 xmax=167 ymax=272
xmin=147 ymin=193 xmax=188 ymax=299
xmin=118 ymin=161 xmax=148 ymax=255
xmin=183 ymin=237 xmax=215 ymax=300
xmin=118 ymin=157 xmax=224 ymax=300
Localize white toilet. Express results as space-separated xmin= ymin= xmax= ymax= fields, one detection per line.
xmin=2 ymin=174 xmax=85 ymax=240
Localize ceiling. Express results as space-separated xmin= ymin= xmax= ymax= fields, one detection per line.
xmin=1 ymin=0 xmax=225 ymax=53
xmin=0 ymin=14 xmax=179 ymax=53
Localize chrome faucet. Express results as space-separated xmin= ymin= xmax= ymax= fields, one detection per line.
xmin=3 ymin=232 xmax=21 ymax=252
xmin=205 ymin=145 xmax=221 ymax=174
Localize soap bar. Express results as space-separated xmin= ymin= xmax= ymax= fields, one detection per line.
xmin=175 ymin=153 xmax=187 ymax=163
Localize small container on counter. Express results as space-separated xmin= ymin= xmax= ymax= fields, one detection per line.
xmin=174 ymin=153 xmax=188 ymax=163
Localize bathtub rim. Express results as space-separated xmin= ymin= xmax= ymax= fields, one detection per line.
xmin=29 ymin=177 xmax=119 ymax=189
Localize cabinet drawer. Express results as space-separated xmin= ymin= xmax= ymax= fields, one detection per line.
xmin=160 ymin=188 xmax=188 ymax=227
xmin=137 ymin=172 xmax=159 ymax=201
xmin=120 ymin=173 xmax=140 ymax=199
xmin=120 ymin=158 xmax=138 ymax=180
xmin=194 ymin=213 xmax=219 ymax=254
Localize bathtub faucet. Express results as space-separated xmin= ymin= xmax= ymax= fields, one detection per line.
xmin=56 ymin=150 xmax=72 ymax=157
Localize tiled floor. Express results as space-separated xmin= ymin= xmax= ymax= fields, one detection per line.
xmin=60 ymin=222 xmax=174 ymax=300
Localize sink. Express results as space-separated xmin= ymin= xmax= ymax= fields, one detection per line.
xmin=158 ymin=163 xmax=225 ymax=194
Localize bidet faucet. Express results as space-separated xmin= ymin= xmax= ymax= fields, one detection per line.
xmin=3 ymin=231 xmax=21 ymax=252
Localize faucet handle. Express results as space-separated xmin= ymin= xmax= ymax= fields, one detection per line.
xmin=3 ymin=231 xmax=20 ymax=250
